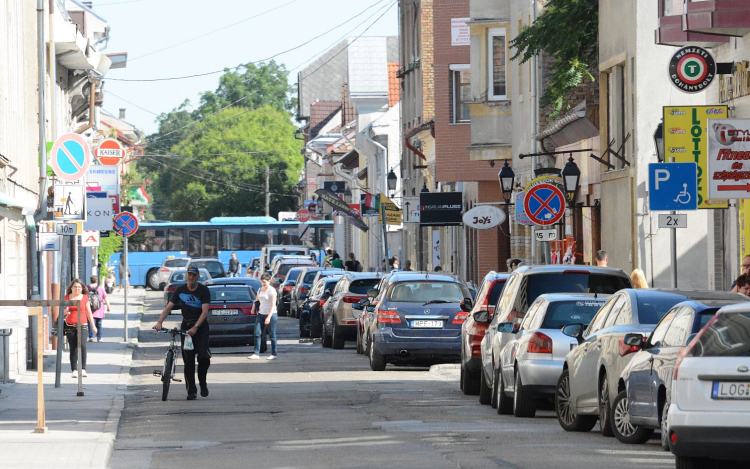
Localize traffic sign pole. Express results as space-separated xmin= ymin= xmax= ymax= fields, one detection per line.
xmin=123 ymin=236 xmax=128 ymax=342
xmin=113 ymin=211 xmax=138 ymax=343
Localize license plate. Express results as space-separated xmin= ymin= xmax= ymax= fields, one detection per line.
xmin=212 ymin=309 xmax=239 ymax=316
xmin=412 ymin=320 xmax=442 ymax=328
xmin=712 ymin=381 xmax=750 ymax=399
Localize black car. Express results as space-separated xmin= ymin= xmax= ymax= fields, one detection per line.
xmin=303 ymin=275 xmax=344 ymax=338
xmin=207 ymin=276 xmax=262 ymax=292
xmin=206 ymin=284 xmax=257 ymax=346
xmin=277 ymin=267 xmax=308 ymax=316
xmin=289 ymin=267 xmax=343 ymax=318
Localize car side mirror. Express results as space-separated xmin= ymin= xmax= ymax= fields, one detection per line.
xmin=497 ymin=322 xmax=518 ymax=333
xmin=325 ymin=289 xmax=332 ymax=296
xmin=561 ymin=323 xmax=585 ymax=343
xmin=365 ymin=305 xmax=375 ymax=312
xmin=367 ymin=289 xmax=379 ymax=298
xmin=352 ymin=302 xmax=363 ymax=311
xmin=619 ymin=333 xmax=645 ymax=357
xmin=460 ymin=298 xmax=473 ymax=312
xmin=686 ymin=332 xmax=697 ymax=345
xmin=473 ymin=310 xmax=491 ymax=324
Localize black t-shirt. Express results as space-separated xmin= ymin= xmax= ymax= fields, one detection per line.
xmin=229 ymin=258 xmax=240 ymax=273
xmin=345 ymin=260 xmax=355 ymax=271
xmin=171 ymin=283 xmax=211 ymax=322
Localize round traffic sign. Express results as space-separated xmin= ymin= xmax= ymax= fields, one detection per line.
xmin=50 ymin=133 xmax=91 ymax=181
xmin=96 ymin=139 xmax=124 ymax=165
xmin=296 ymin=209 xmax=311 ymax=223
xmin=113 ymin=211 xmax=139 ymax=237
xmin=523 ymin=176 xmax=566 ymax=226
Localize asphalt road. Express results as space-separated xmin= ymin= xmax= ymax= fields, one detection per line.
xmin=110 ymin=290 xmax=676 ymax=469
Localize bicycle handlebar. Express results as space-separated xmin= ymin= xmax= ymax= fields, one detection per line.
xmin=156 ymin=328 xmax=186 ymax=336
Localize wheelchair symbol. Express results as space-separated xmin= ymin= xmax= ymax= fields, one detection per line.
xmin=674 ymin=184 xmax=691 ymax=204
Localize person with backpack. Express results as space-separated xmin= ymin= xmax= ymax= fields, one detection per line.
xmin=87 ymin=275 xmax=111 ymax=342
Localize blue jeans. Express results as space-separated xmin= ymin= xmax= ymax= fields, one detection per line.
xmin=89 ymin=318 xmax=103 ymax=340
xmin=254 ymin=314 xmax=277 ymax=355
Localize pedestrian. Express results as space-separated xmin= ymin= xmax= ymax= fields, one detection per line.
xmin=64 ymin=279 xmax=97 ymax=378
xmin=390 ymin=257 xmax=400 ymax=270
xmin=510 ymin=259 xmax=522 ymax=271
xmin=730 ymin=255 xmax=750 ymax=292
xmin=595 ymin=250 xmax=608 ymax=267
xmin=345 ymin=253 xmax=357 ymax=271
xmin=434 ymin=265 xmax=442 ymax=272
xmin=331 ymin=252 xmax=344 ymax=269
xmin=117 ymin=251 xmax=130 ymax=291
xmin=630 ymin=269 xmax=648 ymax=289
xmin=87 ymin=275 xmax=111 ymax=342
xmin=403 ymin=260 xmax=413 ymax=271
xmin=734 ymin=274 xmax=750 ymax=296
xmin=323 ymin=248 xmax=333 ymax=267
xmin=377 ymin=259 xmax=387 ymax=273
xmin=154 ymin=266 xmax=211 ymax=400
xmin=228 ymin=252 xmax=241 ymax=277
xmin=248 ymin=273 xmax=278 ymax=360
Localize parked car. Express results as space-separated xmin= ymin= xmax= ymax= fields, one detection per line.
xmin=289 ymin=267 xmax=343 ymax=318
xmin=460 ymin=271 xmax=510 ymax=397
xmin=322 ymin=272 xmax=382 ymax=349
xmin=556 ymin=289 xmax=733 ymax=437
xmin=363 ymin=272 xmax=472 ymax=370
xmin=301 ymin=275 xmax=343 ymax=338
xmin=206 ymin=276 xmax=262 ymax=292
xmin=481 ymin=266 xmax=631 ymax=415
xmin=187 ymin=258 xmax=226 ymax=279
xmin=494 ymin=293 xmax=609 ymax=416
xmin=615 ymin=294 xmax=746 ymax=447
xmin=157 ymin=257 xmax=190 ymax=290
xmin=244 ymin=257 xmax=260 ymax=277
xmin=276 ymin=267 xmax=309 ymax=316
xmin=269 ymin=257 xmax=317 ymax=288
xmin=163 ymin=268 xmax=212 ymax=306
xmin=206 ymin=284 xmax=257 ymax=346
xmin=667 ymin=303 xmax=750 ymax=468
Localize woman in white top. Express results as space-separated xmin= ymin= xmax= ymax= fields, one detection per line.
xmin=248 ymin=273 xmax=278 ymax=360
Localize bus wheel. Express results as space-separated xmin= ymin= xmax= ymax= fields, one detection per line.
xmin=147 ymin=270 xmax=160 ymax=290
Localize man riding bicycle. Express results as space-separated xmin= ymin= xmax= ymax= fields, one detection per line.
xmin=154 ymin=266 xmax=211 ymax=400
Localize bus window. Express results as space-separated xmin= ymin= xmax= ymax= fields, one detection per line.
xmin=317 ymin=228 xmax=333 ymax=250
xmin=167 ymin=229 xmax=185 ymax=251
xmin=188 ymin=231 xmax=201 ymax=257
xmin=278 ymin=228 xmax=300 ymax=245
xmin=222 ymin=229 xmax=242 ymax=251
xmin=204 ymin=230 xmax=218 ymax=257
xmin=144 ymin=229 xmax=167 ymax=252
xmin=242 ymin=228 xmax=275 ymax=250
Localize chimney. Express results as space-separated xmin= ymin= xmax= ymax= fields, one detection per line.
xmin=119 ymin=108 xmax=126 ymax=120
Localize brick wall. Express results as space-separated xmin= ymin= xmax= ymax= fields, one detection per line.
xmin=538 ymin=53 xmax=600 ymax=132
xmin=423 ymin=0 xmax=435 ymax=120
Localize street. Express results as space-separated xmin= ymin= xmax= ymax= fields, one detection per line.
xmin=110 ymin=291 xmax=675 ymax=469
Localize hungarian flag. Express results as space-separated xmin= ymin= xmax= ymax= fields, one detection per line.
xmin=360 ymin=191 xmax=379 ymax=217
xmin=129 ymin=186 xmax=151 ymax=205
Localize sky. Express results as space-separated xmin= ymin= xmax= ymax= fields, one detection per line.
xmin=94 ymin=0 xmax=399 ymax=135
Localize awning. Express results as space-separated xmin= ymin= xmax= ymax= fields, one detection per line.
xmin=533 ymin=101 xmax=598 ymax=149
xmin=338 ymin=150 xmax=360 ymax=170
xmin=357 ymin=167 xmax=368 ymax=180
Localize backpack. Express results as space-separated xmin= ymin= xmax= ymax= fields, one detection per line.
xmin=89 ymin=288 xmax=102 ymax=312
xmin=355 ymin=261 xmax=363 ymax=272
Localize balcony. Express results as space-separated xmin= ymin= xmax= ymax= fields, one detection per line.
xmin=685 ymin=0 xmax=750 ymax=37
xmin=655 ymin=0 xmax=731 ymax=47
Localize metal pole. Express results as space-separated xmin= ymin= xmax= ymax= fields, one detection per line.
xmin=76 ymin=299 xmax=83 ymax=396
xmin=671 ymin=210 xmax=678 ymax=288
xmin=123 ymin=236 xmax=129 ymax=342
xmin=382 ymin=200 xmax=389 ymax=271
xmin=265 ymin=166 xmax=270 ymax=217
xmin=54 ymin=235 xmax=67 ymax=388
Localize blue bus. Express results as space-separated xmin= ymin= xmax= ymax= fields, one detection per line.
xmin=110 ymin=217 xmax=334 ymax=289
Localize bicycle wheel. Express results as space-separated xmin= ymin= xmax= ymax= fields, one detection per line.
xmin=162 ymin=350 xmax=174 ymax=401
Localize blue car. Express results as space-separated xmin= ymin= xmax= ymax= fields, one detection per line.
xmin=364 ymin=272 xmax=472 ymax=371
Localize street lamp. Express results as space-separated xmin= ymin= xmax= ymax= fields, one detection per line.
xmin=421 ymin=182 xmax=429 ymax=193
xmin=653 ymin=121 xmax=665 ymax=162
xmin=387 ymin=169 xmax=398 ymax=193
xmin=497 ymin=159 xmax=515 ymax=205
xmin=344 ymin=188 xmax=352 ymax=202
xmin=561 ymin=154 xmax=581 ymax=204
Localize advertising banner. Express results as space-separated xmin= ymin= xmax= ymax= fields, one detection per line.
xmin=360 ymin=191 xmax=379 ymax=217
xmin=315 ymin=189 xmax=368 ymax=232
xmin=707 ymin=118 xmax=750 ymax=200
xmin=663 ymin=105 xmax=728 ymax=208
xmin=420 ymin=192 xmax=463 ymax=226
xmin=514 ymin=191 xmax=534 ymax=226
xmin=378 ymin=194 xmax=402 ymax=226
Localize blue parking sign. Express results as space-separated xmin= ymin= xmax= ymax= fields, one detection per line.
xmin=649 ymin=163 xmax=698 ymax=211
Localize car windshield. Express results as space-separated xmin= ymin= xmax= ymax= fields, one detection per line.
xmin=528 ymin=273 xmax=630 ymax=305
xmin=541 ymin=300 xmax=605 ymax=329
xmin=209 ymin=287 xmax=253 ymax=303
xmin=690 ymin=312 xmax=750 ymax=357
xmin=270 ymin=250 xmax=306 ymax=261
xmin=303 ymin=271 xmax=319 ymax=284
xmin=278 ymin=264 xmax=311 ymax=276
xmin=171 ymin=271 xmax=209 ymax=283
xmin=388 ymin=281 xmax=465 ymax=303
xmin=191 ymin=261 xmax=223 ymax=278
xmin=283 ymin=268 xmax=303 ymax=280
xmin=488 ymin=280 xmax=507 ymax=305
xmin=165 ymin=259 xmax=188 ymax=268
xmin=637 ymin=296 xmax=686 ymax=325
xmin=349 ymin=278 xmax=380 ymax=294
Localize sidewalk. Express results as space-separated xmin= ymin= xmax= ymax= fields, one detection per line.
xmin=0 ymin=287 xmax=146 ymax=469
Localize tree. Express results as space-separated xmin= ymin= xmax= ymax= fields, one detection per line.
xmin=510 ymin=0 xmax=598 ymax=117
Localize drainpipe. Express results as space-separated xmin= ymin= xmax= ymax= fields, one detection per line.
xmin=31 ymin=0 xmax=48 ymax=302
xmin=530 ymin=0 xmax=538 ymax=264
xmin=74 ymin=77 xmax=98 ymax=134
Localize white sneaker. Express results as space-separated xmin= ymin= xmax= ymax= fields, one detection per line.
xmin=71 ymin=370 xmax=78 ymax=378
xmin=266 ymin=355 xmax=276 ymax=360
xmin=81 ymin=369 xmax=88 ymax=377
xmin=248 ymin=354 xmax=260 ymax=360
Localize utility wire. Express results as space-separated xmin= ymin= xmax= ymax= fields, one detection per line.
xmin=106 ymin=90 xmax=161 ymax=116
xmin=145 ymin=153 xmax=300 ymax=173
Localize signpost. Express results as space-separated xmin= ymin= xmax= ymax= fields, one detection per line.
xmin=114 ymin=212 xmax=138 ymax=342
xmin=296 ymin=209 xmax=311 ymax=223
xmin=668 ymin=46 xmax=717 ymax=94
xmin=95 ymin=138 xmax=124 ymax=165
xmin=523 ymin=176 xmax=566 ymax=226
xmin=534 ymin=229 xmax=558 ymax=242
xmin=53 ymin=184 xmax=85 ymax=221
xmin=49 ymin=133 xmax=91 ymax=182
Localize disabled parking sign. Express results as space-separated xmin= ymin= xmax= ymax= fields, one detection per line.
xmin=649 ymin=163 xmax=698 ymax=211
xmin=50 ymin=133 xmax=91 ymax=182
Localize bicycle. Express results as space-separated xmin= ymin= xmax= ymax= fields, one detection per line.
xmin=153 ymin=328 xmax=185 ymax=401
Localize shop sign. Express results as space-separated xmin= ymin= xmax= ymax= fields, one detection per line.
xmin=669 ymin=46 xmax=716 ymax=93
xmin=514 ymin=191 xmax=534 ymax=226
xmin=718 ymin=60 xmax=750 ymax=103
xmin=462 ymin=205 xmax=506 ymax=230
xmin=663 ymin=106 xmax=729 ymax=208
xmin=707 ymin=118 xmax=750 ymax=199
xmin=378 ymin=195 xmax=402 ymax=226
xmin=420 ymin=192 xmax=463 ymax=226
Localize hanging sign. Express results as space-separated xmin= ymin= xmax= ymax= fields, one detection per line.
xmin=95 ymin=139 xmax=124 ymax=165
xmin=707 ymin=118 xmax=750 ymax=199
xmin=378 ymin=194 xmax=402 ymax=226
xmin=523 ymin=176 xmax=566 ymax=226
xmin=668 ymin=46 xmax=717 ymax=93
xmin=420 ymin=192 xmax=463 ymax=226
xmin=514 ymin=191 xmax=534 ymax=226
xmin=462 ymin=205 xmax=506 ymax=230
xmin=315 ymin=189 xmax=368 ymax=232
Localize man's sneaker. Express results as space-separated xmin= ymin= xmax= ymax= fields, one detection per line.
xmin=97 ymin=338 xmax=102 ymax=342
xmin=88 ymin=337 xmax=94 ymax=342
xmin=71 ymin=370 xmax=78 ymax=378
xmin=187 ymin=393 xmax=197 ymax=401
xmin=248 ymin=354 xmax=260 ymax=360
xmin=266 ymin=355 xmax=277 ymax=360
xmin=200 ymin=384 xmax=209 ymax=397
xmin=81 ymin=369 xmax=88 ymax=377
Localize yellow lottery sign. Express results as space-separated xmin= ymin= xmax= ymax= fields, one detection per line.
xmin=663 ymin=105 xmax=728 ymax=209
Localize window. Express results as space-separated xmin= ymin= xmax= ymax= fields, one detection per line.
xmin=488 ymin=28 xmax=507 ymax=100
xmin=649 ymin=310 xmax=677 ymax=347
xmin=585 ymin=295 xmax=616 ymax=337
xmin=222 ymin=229 xmax=242 ymax=251
xmin=278 ymin=228 xmax=301 ymax=245
xmin=663 ymin=310 xmax=693 ymax=347
xmin=450 ymin=65 xmax=471 ymax=123
xmin=243 ymin=228 xmax=275 ymax=250
xmin=604 ymin=295 xmax=628 ymax=328
xmin=540 ymin=300 xmax=604 ymax=330
xmin=167 ymin=229 xmax=185 ymax=251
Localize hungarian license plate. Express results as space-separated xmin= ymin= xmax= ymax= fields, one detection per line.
xmin=712 ymin=381 xmax=750 ymax=399
xmin=212 ymin=309 xmax=239 ymax=316
xmin=412 ymin=320 xmax=442 ymax=328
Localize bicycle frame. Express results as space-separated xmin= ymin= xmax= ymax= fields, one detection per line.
xmin=153 ymin=328 xmax=184 ymax=400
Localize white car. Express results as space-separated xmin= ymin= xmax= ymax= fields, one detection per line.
xmin=667 ymin=304 xmax=750 ymax=468
xmin=157 ymin=257 xmax=190 ymax=290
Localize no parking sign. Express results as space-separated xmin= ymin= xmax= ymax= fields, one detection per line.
xmin=50 ymin=133 xmax=91 ymax=182
xmin=523 ymin=175 xmax=566 ymax=226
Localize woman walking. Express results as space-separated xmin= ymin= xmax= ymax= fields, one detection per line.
xmin=248 ymin=273 xmax=278 ymax=360
xmin=64 ymin=279 xmax=98 ymax=377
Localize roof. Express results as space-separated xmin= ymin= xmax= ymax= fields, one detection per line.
xmin=515 ymin=265 xmax=629 ymax=277
xmin=388 ymin=63 xmax=400 ymax=107
xmin=342 ymin=272 xmax=383 ymax=279
xmin=715 ymin=302 xmax=750 ymax=314
xmin=310 ymin=101 xmax=342 ymax=138
xmin=387 ymin=272 xmax=463 ymax=283
xmin=339 ymin=149 xmax=360 ymax=170
xmin=640 ymin=289 xmax=749 ymax=302
xmin=537 ymin=293 xmax=610 ymax=302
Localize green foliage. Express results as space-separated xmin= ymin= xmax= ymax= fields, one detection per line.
xmin=510 ymin=0 xmax=598 ymax=116
xmin=98 ymin=234 xmax=123 ymax=279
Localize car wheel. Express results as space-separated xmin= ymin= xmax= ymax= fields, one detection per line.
xmin=612 ymin=389 xmax=654 ymax=444
xmin=496 ymin=370 xmax=513 ymax=415
xmin=356 ymin=324 xmax=363 ymax=354
xmin=332 ymin=319 xmax=345 ymax=349
xmin=556 ymin=369 xmax=597 ymax=432
xmin=479 ymin=369 xmax=492 ymax=405
xmin=299 ymin=318 xmax=310 ymax=338
xmin=321 ymin=322 xmax=332 ymax=348
xmin=490 ymin=367 xmax=500 ymax=409
xmin=599 ymin=373 xmax=614 ymax=437
xmin=105 ymin=285 xmax=113 ymax=294
xmin=147 ymin=270 xmax=160 ymax=291
xmin=675 ymin=456 xmax=710 ymax=469
xmin=369 ymin=338 xmax=386 ymax=371
xmin=363 ymin=331 xmax=370 ymax=356
xmin=661 ymin=394 xmax=671 ymax=451
xmin=461 ymin=363 xmax=480 ymax=396
xmin=513 ymin=369 xmax=536 ymax=418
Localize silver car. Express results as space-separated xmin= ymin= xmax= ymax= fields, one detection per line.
xmin=157 ymin=257 xmax=190 ymax=290
xmin=322 ymin=272 xmax=381 ymax=349
xmin=495 ymin=294 xmax=608 ymax=417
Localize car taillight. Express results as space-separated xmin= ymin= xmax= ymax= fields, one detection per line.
xmin=318 ymin=299 xmax=327 ymax=307
xmin=167 ymin=285 xmax=175 ymax=292
xmin=377 ymin=310 xmax=401 ymax=324
xmin=674 ymin=315 xmax=717 ymax=380
xmin=617 ymin=337 xmax=641 ymax=357
xmin=283 ymin=285 xmax=293 ymax=293
xmin=527 ymin=332 xmax=553 ymax=354
xmin=343 ymin=296 xmax=362 ymax=303
xmin=468 ymin=323 xmax=487 ymax=357
xmin=453 ymin=311 xmax=469 ymax=324
xmin=242 ymin=306 xmax=255 ymax=316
